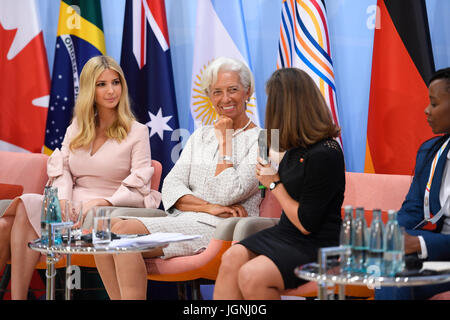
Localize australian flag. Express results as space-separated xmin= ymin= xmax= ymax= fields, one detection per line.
xmin=121 ymin=0 xmax=180 ymax=185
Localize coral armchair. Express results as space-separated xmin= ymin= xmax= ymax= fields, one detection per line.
xmin=232 ymin=171 xmax=413 ymax=299
xmin=142 ymin=191 xmax=274 ymax=299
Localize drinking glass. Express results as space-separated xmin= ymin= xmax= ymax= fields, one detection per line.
xmin=92 ymin=207 xmax=112 ymax=245
xmin=64 ymin=200 xmax=83 ymax=241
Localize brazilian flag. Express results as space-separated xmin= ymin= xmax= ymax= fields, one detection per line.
xmin=44 ymin=0 xmax=105 ymax=154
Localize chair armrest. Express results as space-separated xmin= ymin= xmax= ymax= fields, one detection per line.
xmin=213 ymin=217 xmax=242 ymax=241
xmin=233 ymin=217 xmax=279 ymax=242
xmin=110 ymin=207 xmax=167 ymax=218
xmin=82 ymin=206 xmax=167 ymax=229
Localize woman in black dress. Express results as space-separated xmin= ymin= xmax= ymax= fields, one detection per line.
xmin=214 ymin=68 xmax=345 ymax=299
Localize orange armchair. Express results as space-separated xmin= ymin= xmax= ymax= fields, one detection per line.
xmin=0 ymin=151 xmax=50 ymax=299
xmin=0 ymin=153 xmax=163 ymax=298
xmin=142 ymin=190 xmax=280 ymax=300
xmin=231 ymin=171 xmax=413 ymax=299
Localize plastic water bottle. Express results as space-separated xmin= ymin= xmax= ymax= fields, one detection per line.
xmin=339 ymin=205 xmax=353 ymax=272
xmin=367 ymin=209 xmax=384 ymax=274
xmin=40 ymin=186 xmax=62 ymax=245
xmin=351 ymin=207 xmax=368 ymax=273
xmin=383 ymin=210 xmax=404 ymax=276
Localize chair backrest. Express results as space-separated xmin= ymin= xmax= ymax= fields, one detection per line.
xmin=0 ymin=152 xmax=162 ymax=194
xmin=258 ymin=172 xmax=413 ymax=221
xmin=0 ymin=151 xmax=49 ymax=194
xmin=259 ymin=190 xmax=282 ymax=218
xmin=150 ymin=159 xmax=162 ymax=191
xmin=343 ymin=171 xmax=412 ymax=211
xmin=343 ymin=171 xmax=413 ymax=224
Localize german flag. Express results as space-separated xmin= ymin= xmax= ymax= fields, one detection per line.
xmin=44 ymin=0 xmax=105 ymax=155
xmin=364 ymin=0 xmax=435 ymax=175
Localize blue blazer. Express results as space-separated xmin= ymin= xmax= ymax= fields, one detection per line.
xmin=398 ymin=134 xmax=450 ymax=261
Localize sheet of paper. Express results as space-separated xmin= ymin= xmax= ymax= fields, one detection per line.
xmin=108 ymin=232 xmax=201 ymax=248
xmin=422 ymin=261 xmax=450 ymax=271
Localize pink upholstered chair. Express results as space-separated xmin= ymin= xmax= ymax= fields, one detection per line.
xmin=0 ymin=153 xmax=163 ymax=298
xmin=0 ymin=151 xmax=50 ymax=299
xmin=143 ymin=216 xmax=242 ymax=299
xmin=0 ymin=151 xmax=49 ymax=196
xmin=142 ymin=189 xmax=283 ymax=299
xmin=232 ymin=171 xmax=413 ymax=299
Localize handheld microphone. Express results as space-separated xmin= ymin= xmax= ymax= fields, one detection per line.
xmin=258 ymin=129 xmax=268 ymax=198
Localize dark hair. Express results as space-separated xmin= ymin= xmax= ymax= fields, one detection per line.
xmin=414 ymin=67 xmax=450 ymax=176
xmin=264 ymin=68 xmax=340 ymax=150
xmin=429 ymin=67 xmax=450 ymax=90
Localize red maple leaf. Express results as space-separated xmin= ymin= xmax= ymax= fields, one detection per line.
xmin=0 ymin=22 xmax=50 ymax=153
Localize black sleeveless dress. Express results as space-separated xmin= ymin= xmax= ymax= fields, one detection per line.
xmin=239 ymin=139 xmax=345 ymax=289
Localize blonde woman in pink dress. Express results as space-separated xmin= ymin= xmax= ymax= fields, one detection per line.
xmin=94 ymin=57 xmax=261 ymax=300
xmin=0 ymin=55 xmax=161 ymax=300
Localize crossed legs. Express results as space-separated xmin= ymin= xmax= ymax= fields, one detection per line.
xmin=213 ymin=244 xmax=285 ymax=300
xmin=0 ymin=199 xmax=41 ymax=300
xmin=94 ymin=218 xmax=164 ymax=300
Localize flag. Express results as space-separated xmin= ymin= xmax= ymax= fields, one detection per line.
xmin=364 ymin=0 xmax=435 ymax=174
xmin=0 ymin=0 xmax=50 ymax=153
xmin=121 ymin=0 xmax=180 ymax=182
xmin=190 ymin=0 xmax=260 ymax=130
xmin=277 ymin=0 xmax=341 ymax=145
xmin=44 ymin=0 xmax=106 ymax=154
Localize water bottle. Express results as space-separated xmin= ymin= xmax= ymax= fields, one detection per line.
xmin=40 ymin=186 xmax=63 ymax=245
xmin=367 ymin=209 xmax=384 ymax=274
xmin=339 ymin=205 xmax=353 ymax=272
xmin=383 ymin=210 xmax=405 ymax=276
xmin=351 ymin=207 xmax=368 ymax=273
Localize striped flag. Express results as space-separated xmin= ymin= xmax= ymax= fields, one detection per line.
xmin=44 ymin=0 xmax=105 ymax=155
xmin=121 ymin=0 xmax=180 ymax=182
xmin=364 ymin=0 xmax=435 ymax=174
xmin=277 ymin=0 xmax=341 ymax=145
xmin=190 ymin=0 xmax=260 ymax=130
xmin=0 ymin=0 xmax=50 ymax=153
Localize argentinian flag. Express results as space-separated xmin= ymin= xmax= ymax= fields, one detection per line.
xmin=189 ymin=0 xmax=260 ymax=130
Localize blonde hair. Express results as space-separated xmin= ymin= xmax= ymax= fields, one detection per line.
xmin=69 ymin=55 xmax=135 ymax=150
xmin=265 ymin=68 xmax=340 ymax=150
xmin=200 ymin=56 xmax=254 ymax=96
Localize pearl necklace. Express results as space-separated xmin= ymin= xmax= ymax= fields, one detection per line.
xmin=232 ymin=119 xmax=252 ymax=137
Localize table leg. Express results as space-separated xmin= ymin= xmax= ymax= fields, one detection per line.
xmin=318 ymin=281 xmax=328 ymax=300
xmin=46 ymin=254 xmax=55 ymax=300
xmin=338 ymin=284 xmax=345 ymax=300
xmin=65 ymin=254 xmax=71 ymax=300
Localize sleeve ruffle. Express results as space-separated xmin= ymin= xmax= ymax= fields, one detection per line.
xmin=121 ymin=166 xmax=162 ymax=208
xmin=47 ymin=148 xmax=64 ymax=179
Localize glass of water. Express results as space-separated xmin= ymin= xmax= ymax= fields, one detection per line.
xmin=92 ymin=207 xmax=112 ymax=245
xmin=64 ymin=200 xmax=83 ymax=241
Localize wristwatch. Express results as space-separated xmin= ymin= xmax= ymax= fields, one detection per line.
xmin=269 ymin=180 xmax=282 ymax=191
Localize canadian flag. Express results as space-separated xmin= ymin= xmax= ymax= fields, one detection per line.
xmin=0 ymin=0 xmax=50 ymax=153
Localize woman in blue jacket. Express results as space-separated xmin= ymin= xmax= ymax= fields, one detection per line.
xmin=376 ymin=67 xmax=450 ymax=299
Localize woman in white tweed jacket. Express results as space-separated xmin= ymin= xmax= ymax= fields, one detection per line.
xmin=94 ymin=57 xmax=261 ymax=300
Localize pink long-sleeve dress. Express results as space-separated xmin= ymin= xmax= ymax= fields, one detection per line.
xmin=11 ymin=119 xmax=161 ymax=237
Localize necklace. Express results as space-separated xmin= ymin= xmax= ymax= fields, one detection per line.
xmin=232 ymin=119 xmax=252 ymax=137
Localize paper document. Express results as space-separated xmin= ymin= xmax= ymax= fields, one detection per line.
xmin=422 ymin=261 xmax=450 ymax=272
xmin=109 ymin=232 xmax=201 ymax=248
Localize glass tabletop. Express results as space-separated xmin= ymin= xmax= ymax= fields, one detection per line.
xmin=28 ymin=238 xmax=168 ymax=255
xmin=295 ymin=262 xmax=450 ymax=287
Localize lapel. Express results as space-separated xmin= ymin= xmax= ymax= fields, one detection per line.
xmin=429 ymin=140 xmax=450 ymax=216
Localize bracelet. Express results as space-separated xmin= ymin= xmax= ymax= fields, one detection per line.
xmin=218 ymin=155 xmax=232 ymax=162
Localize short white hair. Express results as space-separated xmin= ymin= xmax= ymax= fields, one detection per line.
xmin=200 ymin=56 xmax=254 ymax=97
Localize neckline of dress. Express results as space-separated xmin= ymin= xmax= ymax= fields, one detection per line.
xmin=232 ymin=119 xmax=252 ymax=137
